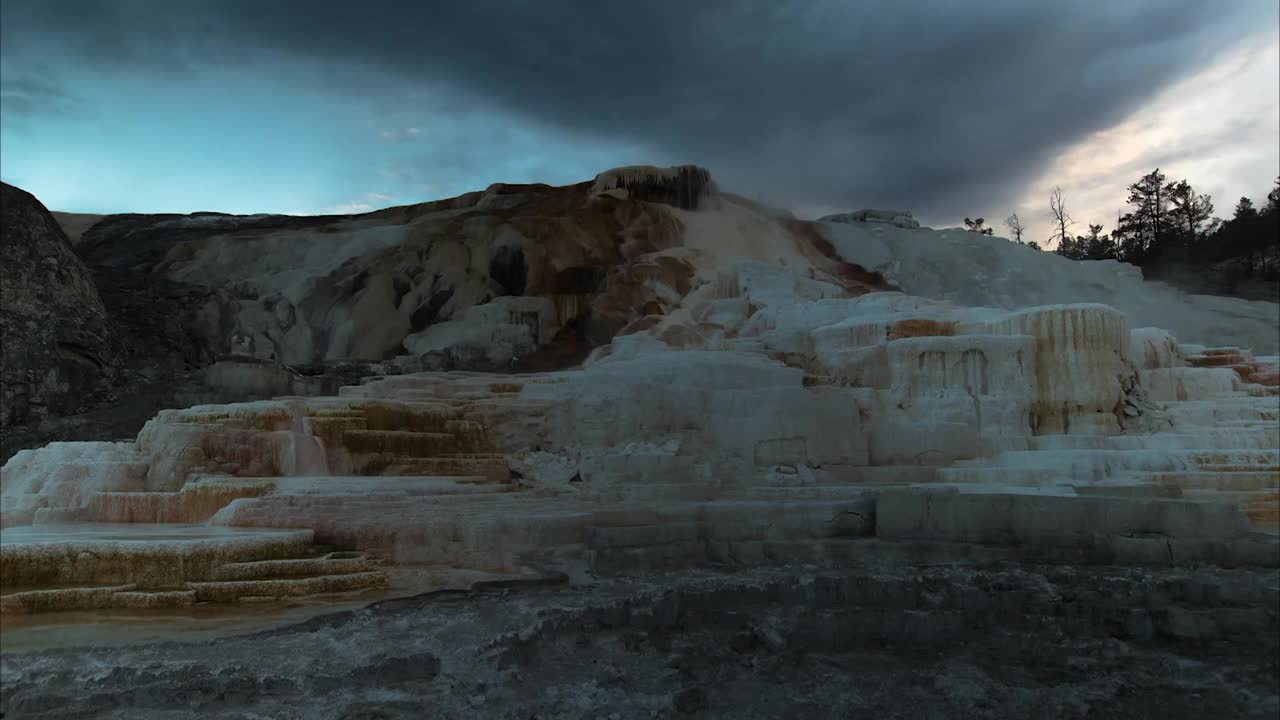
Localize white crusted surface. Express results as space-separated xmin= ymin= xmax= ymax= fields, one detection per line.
xmin=4 ymin=173 xmax=1280 ymax=595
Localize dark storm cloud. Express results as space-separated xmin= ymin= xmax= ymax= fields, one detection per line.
xmin=0 ymin=76 xmax=83 ymax=118
xmin=2 ymin=0 xmax=1274 ymax=219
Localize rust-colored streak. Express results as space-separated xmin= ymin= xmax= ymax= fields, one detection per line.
xmin=887 ymin=318 xmax=957 ymax=340
xmin=1190 ymin=353 xmax=1246 ymax=368
xmin=1243 ymin=491 xmax=1280 ymax=533
xmin=783 ymin=219 xmax=896 ymax=296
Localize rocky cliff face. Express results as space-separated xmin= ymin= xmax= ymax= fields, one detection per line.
xmin=0 ymin=182 xmax=122 ymax=428
xmin=75 ymin=165 xmax=889 ymax=373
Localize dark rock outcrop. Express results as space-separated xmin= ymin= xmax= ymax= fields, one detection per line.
xmin=0 ymin=182 xmax=123 ymax=428
xmin=72 ymin=170 xmax=708 ymax=369
xmin=590 ymin=164 xmax=718 ymax=210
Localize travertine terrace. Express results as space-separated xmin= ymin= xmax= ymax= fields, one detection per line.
xmin=2 ymin=167 xmax=1277 ymax=626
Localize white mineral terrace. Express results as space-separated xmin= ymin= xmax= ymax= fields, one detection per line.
xmin=1 ymin=196 xmax=1277 ymax=635
xmin=0 ymin=523 xmax=302 ymax=544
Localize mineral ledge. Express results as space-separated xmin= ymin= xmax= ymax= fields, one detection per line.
xmin=1 ymin=166 xmax=1277 ymax=617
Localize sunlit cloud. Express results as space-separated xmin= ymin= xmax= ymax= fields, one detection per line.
xmin=1016 ymin=32 xmax=1280 ymax=249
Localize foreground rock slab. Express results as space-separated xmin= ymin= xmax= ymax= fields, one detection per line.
xmin=1 ymin=565 xmax=1277 ymax=720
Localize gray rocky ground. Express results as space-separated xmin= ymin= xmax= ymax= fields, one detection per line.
xmin=2 ymin=563 xmax=1277 ymax=720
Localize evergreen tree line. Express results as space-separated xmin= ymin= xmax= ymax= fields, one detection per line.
xmin=1035 ymin=171 xmax=1279 ymax=278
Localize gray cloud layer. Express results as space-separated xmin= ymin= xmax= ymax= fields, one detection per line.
xmin=2 ymin=0 xmax=1275 ymax=219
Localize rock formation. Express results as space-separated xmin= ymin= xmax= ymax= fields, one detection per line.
xmin=1 ymin=165 xmax=1278 ymax=622
xmin=18 ymin=167 xmax=1274 ymax=465
xmin=65 ymin=168 xmax=1278 ymax=380
xmin=69 ymin=166 xmax=889 ymax=374
xmin=589 ymin=164 xmax=718 ymax=210
xmin=0 ymin=182 xmax=122 ymax=428
xmin=1 ymin=188 xmax=280 ymax=462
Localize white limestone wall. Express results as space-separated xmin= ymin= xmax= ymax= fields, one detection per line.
xmin=960 ymin=304 xmax=1133 ymax=435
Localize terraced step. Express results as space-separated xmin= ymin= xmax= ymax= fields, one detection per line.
xmin=375 ymin=455 xmax=511 ymax=482
xmin=1 ymin=527 xmax=381 ymax=610
xmin=1196 ymin=464 xmax=1280 ymax=475
xmin=1182 ymin=489 xmax=1280 ymax=505
xmin=90 ymin=477 xmax=276 ymax=523
xmin=936 ymin=467 xmax=1074 ymax=486
xmin=1148 ymin=471 xmax=1280 ymax=492
xmin=208 ymin=552 xmax=376 ymax=581
xmin=0 ymin=526 xmax=316 ymax=588
xmin=0 ymin=584 xmax=197 ymax=614
xmin=1069 ymin=484 xmax=1182 ymax=498
xmin=271 ymin=475 xmax=510 ymax=496
xmin=1187 ymin=353 xmax=1247 ymax=368
xmin=1031 ymin=429 xmax=1279 ymax=452
xmin=186 ymin=571 xmax=387 ymax=602
xmin=1163 ymin=399 xmax=1279 ymax=425
xmin=1 ymin=569 xmax=389 ymax=614
xmin=876 ymin=486 xmax=1255 ymax=543
xmin=305 ymin=415 xmax=369 ymax=437
xmin=1242 ymin=492 xmax=1280 ymax=533
xmin=341 ymin=429 xmax=460 ymax=456
xmin=0 ymin=453 xmax=152 ymax=527
xmin=977 ymin=449 xmax=1279 ymax=481
xmin=352 ymin=388 xmax=505 ymax=403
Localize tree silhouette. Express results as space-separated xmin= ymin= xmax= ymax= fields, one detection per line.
xmin=1033 ymin=173 xmax=1274 ymax=287
xmin=1115 ymin=169 xmax=1169 ymax=263
xmin=1080 ymin=223 xmax=1116 ymax=260
xmin=1166 ymin=179 xmax=1214 ymax=250
xmin=1048 ymin=186 xmax=1074 ymax=252
xmin=1220 ymin=196 xmax=1263 ymax=273
xmin=963 ymin=217 xmax=994 ymax=235
xmin=1004 ymin=213 xmax=1025 ymax=243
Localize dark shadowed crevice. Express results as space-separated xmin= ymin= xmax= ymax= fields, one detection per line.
xmin=488 ymin=246 xmax=528 ymax=296
xmin=553 ymin=265 xmax=606 ymax=294
xmin=55 ymin=342 xmax=105 ymax=372
xmin=410 ymin=289 xmax=454 ymax=332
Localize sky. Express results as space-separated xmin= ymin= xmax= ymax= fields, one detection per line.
xmin=1 ymin=1 xmax=1277 ymax=250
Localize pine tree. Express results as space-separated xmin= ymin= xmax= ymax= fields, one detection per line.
xmin=1115 ymin=169 xmax=1170 ymax=264
xmin=1081 ymin=223 xmax=1116 ymax=260
xmin=1224 ymin=196 xmax=1262 ymax=272
xmin=1165 ymin=179 xmax=1214 ymax=257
